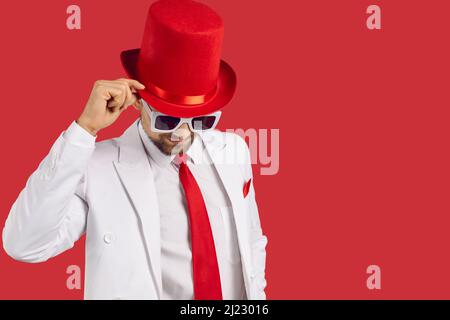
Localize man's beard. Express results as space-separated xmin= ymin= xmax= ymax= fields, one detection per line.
xmin=150 ymin=132 xmax=195 ymax=156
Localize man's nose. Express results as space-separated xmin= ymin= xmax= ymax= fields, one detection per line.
xmin=172 ymin=123 xmax=191 ymax=139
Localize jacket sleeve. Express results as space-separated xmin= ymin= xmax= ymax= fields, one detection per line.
xmin=238 ymin=135 xmax=268 ymax=300
xmin=2 ymin=121 xmax=96 ymax=263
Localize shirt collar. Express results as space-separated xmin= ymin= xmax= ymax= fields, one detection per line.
xmin=137 ymin=119 xmax=204 ymax=168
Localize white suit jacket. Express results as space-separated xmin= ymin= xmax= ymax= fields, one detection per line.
xmin=2 ymin=119 xmax=268 ymax=300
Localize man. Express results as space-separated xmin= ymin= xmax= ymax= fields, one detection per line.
xmin=2 ymin=0 xmax=267 ymax=300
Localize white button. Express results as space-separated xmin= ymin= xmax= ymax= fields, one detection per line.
xmin=103 ymin=233 xmax=114 ymax=244
xmin=250 ymin=272 xmax=256 ymax=279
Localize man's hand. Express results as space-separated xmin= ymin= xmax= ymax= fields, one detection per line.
xmin=76 ymin=78 xmax=145 ymax=136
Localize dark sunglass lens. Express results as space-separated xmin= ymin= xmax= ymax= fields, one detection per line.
xmin=155 ymin=116 xmax=181 ymax=130
xmin=192 ymin=116 xmax=216 ymax=130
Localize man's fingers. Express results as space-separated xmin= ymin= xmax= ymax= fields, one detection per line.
xmin=116 ymin=78 xmax=146 ymax=90
xmin=107 ymin=99 xmax=124 ymax=113
xmin=115 ymin=80 xmax=141 ymax=108
xmin=105 ymin=86 xmax=126 ymax=110
xmin=110 ymin=82 xmax=134 ymax=107
xmin=122 ymin=85 xmax=137 ymax=108
xmin=118 ymin=93 xmax=138 ymax=113
xmin=97 ymin=79 xmax=145 ymax=113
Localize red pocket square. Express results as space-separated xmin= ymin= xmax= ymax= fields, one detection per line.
xmin=243 ymin=178 xmax=252 ymax=198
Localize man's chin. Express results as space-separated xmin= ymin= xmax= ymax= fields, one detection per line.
xmin=161 ymin=140 xmax=189 ymax=156
xmin=150 ymin=133 xmax=194 ymax=156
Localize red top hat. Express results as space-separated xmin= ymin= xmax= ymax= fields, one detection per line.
xmin=120 ymin=0 xmax=237 ymax=117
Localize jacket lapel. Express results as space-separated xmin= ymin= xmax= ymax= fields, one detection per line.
xmin=200 ymin=131 xmax=254 ymax=298
xmin=112 ymin=120 xmax=162 ymax=299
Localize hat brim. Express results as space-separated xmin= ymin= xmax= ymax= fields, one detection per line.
xmin=120 ymin=48 xmax=237 ymax=118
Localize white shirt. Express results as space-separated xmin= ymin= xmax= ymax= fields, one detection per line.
xmin=137 ymin=120 xmax=246 ymax=300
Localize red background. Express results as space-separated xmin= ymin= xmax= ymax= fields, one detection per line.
xmin=1 ymin=0 xmax=450 ymax=299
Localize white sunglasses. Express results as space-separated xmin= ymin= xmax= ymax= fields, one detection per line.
xmin=141 ymin=99 xmax=222 ymax=133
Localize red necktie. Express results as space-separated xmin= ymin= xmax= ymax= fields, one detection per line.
xmin=176 ymin=153 xmax=223 ymax=300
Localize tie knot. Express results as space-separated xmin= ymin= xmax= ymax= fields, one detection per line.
xmin=174 ymin=152 xmax=188 ymax=166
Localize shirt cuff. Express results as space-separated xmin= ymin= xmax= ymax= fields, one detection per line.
xmin=63 ymin=121 xmax=96 ymax=148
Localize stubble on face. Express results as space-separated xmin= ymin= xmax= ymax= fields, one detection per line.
xmin=150 ymin=130 xmax=195 ymax=156
xmin=140 ymin=110 xmax=195 ymax=156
